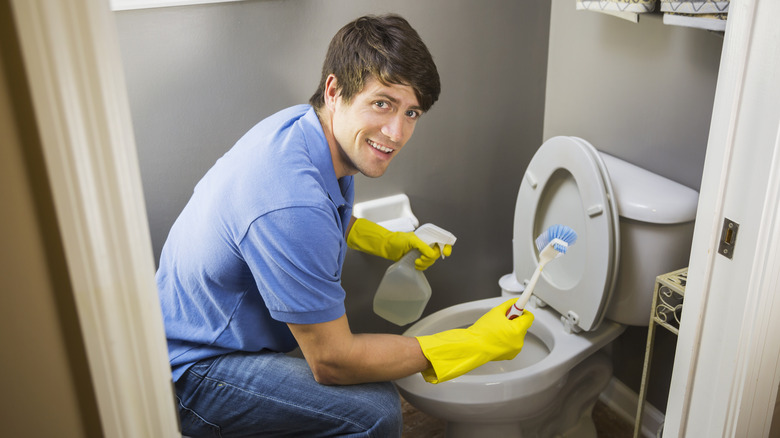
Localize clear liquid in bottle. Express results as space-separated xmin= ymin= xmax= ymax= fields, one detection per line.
xmin=373 ymin=250 xmax=431 ymax=326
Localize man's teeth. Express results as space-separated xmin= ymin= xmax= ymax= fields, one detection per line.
xmin=368 ymin=139 xmax=393 ymax=154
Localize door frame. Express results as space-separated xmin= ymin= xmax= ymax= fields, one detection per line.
xmin=9 ymin=0 xmax=178 ymax=436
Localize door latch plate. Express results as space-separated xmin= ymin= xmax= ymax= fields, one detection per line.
xmin=718 ymin=218 xmax=739 ymax=259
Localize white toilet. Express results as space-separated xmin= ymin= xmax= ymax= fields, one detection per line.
xmin=394 ymin=136 xmax=699 ymax=438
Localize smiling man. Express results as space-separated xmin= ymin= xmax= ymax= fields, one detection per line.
xmin=158 ymin=14 xmax=534 ymax=437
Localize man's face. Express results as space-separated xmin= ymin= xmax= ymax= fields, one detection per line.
xmin=329 ymin=76 xmax=422 ymax=178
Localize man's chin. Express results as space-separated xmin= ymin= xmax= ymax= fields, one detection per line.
xmin=360 ymin=170 xmax=386 ymax=179
xmin=357 ymin=163 xmax=390 ymax=178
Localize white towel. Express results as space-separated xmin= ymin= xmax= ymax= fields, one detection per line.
xmin=577 ymin=0 xmax=657 ymax=22
xmin=661 ymin=0 xmax=729 ymax=31
xmin=663 ymin=12 xmax=728 ymax=31
xmin=660 ymin=0 xmax=729 ymax=14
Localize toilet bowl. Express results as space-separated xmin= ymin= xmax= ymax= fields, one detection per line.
xmin=395 ymin=136 xmax=699 ymax=437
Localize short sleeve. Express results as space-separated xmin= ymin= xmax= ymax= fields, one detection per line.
xmin=239 ymin=206 xmax=347 ymax=324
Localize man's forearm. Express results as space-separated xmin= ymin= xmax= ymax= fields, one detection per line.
xmin=289 ymin=316 xmax=430 ymax=385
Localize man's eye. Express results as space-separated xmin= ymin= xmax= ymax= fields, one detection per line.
xmin=375 ymin=101 xmax=388 ymax=109
xmin=406 ymin=110 xmax=420 ymax=119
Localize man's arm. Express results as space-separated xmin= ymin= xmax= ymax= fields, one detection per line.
xmin=288 ymin=315 xmax=430 ymax=385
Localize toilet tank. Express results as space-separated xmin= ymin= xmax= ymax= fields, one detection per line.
xmin=599 ymin=153 xmax=699 ymax=326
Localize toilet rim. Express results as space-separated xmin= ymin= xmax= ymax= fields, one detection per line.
xmin=397 ymin=297 xmax=624 ymax=399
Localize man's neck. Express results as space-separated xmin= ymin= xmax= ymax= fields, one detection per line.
xmin=315 ymin=107 xmax=351 ymax=179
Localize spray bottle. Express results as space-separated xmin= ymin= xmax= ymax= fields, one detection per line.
xmin=373 ymin=223 xmax=457 ymax=326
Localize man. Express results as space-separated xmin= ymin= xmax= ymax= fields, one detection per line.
xmin=159 ymin=14 xmax=533 ymax=437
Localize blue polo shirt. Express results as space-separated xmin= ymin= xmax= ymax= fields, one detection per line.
xmin=156 ymin=105 xmax=354 ymax=381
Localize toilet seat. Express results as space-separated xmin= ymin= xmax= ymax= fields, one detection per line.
xmin=513 ymin=136 xmax=619 ymax=331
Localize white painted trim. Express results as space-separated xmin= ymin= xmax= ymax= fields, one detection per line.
xmin=600 ymin=378 xmax=665 ymax=438
xmin=727 ymin=123 xmax=780 ymax=437
xmin=111 ymin=0 xmax=243 ymax=11
xmin=9 ymin=0 xmax=179 ymax=436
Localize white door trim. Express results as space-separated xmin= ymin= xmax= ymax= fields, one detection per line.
xmin=727 ymin=125 xmax=780 ymax=437
xmin=9 ymin=0 xmax=179 ymax=436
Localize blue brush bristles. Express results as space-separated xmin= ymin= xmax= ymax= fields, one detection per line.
xmin=535 ymin=224 xmax=578 ymax=254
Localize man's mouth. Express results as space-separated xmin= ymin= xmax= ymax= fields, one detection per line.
xmin=367 ymin=139 xmax=394 ymax=154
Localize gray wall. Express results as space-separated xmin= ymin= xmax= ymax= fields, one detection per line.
xmin=545 ymin=1 xmax=720 ymax=190
xmin=114 ymin=0 xmax=552 ymax=334
xmin=544 ymin=0 xmax=723 ymax=411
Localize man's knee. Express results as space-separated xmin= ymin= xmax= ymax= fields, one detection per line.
xmin=363 ymin=382 xmax=403 ymax=437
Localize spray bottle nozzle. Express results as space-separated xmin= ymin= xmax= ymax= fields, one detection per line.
xmin=414 ymin=223 xmax=457 ymax=259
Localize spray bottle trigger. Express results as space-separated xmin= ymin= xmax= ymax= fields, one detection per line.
xmin=414 ymin=223 xmax=457 ymax=260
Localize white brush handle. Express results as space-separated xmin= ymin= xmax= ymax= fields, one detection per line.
xmin=506 ymin=265 xmax=542 ymax=320
xmin=507 ymin=238 xmax=566 ymax=320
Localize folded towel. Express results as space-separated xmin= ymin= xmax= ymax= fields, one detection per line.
xmin=577 ymin=0 xmax=656 ymax=22
xmin=663 ymin=12 xmax=728 ymax=31
xmin=576 ymin=0 xmax=729 ymax=30
xmin=661 ymin=0 xmax=728 ymax=31
xmin=576 ymin=0 xmax=657 ymax=13
xmin=660 ymin=0 xmax=729 ymax=14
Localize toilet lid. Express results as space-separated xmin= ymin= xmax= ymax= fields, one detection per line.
xmin=513 ymin=136 xmax=619 ymax=331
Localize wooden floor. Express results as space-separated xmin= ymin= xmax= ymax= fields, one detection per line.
xmin=401 ymin=396 xmax=446 ymax=438
xmin=401 ymin=397 xmax=635 ymax=438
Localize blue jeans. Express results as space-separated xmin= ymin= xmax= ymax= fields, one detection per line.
xmin=175 ymin=350 xmax=403 ymax=437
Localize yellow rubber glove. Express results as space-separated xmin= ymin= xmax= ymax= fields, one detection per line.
xmin=416 ymin=299 xmax=534 ymax=383
xmin=347 ymin=218 xmax=452 ymax=270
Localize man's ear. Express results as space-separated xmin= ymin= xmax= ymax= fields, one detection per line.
xmin=324 ymin=74 xmax=339 ymax=110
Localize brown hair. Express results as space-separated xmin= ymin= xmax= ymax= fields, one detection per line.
xmin=309 ymin=14 xmax=440 ymax=113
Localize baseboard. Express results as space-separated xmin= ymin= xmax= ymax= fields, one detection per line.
xmin=599 ymin=377 xmax=665 ymax=438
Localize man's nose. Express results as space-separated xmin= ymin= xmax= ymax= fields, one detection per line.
xmin=381 ymin=114 xmax=406 ymax=143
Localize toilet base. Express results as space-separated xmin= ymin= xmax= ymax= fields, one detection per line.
xmin=439 ymin=352 xmax=612 ymax=438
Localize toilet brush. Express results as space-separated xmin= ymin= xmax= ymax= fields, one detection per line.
xmin=506 ymin=224 xmax=578 ymax=320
